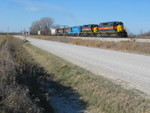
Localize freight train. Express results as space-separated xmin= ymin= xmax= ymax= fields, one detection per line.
xmin=50 ymin=21 xmax=128 ymax=37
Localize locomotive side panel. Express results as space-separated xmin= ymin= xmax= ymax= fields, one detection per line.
xmin=69 ymin=26 xmax=82 ymax=36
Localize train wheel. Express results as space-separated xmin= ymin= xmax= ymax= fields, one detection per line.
xmin=124 ymin=32 xmax=128 ymax=37
xmin=116 ymin=32 xmax=121 ymax=38
xmin=97 ymin=34 xmax=101 ymax=37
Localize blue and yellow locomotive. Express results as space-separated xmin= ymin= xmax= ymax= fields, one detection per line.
xmin=52 ymin=21 xmax=128 ymax=37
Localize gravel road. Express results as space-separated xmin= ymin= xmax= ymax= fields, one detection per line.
xmin=17 ymin=36 xmax=150 ymax=95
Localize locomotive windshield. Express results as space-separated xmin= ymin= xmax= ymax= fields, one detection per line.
xmin=99 ymin=22 xmax=123 ymax=27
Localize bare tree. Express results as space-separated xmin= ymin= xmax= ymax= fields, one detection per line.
xmin=141 ymin=31 xmax=150 ymax=36
xmin=61 ymin=25 xmax=69 ymax=28
xmin=30 ymin=17 xmax=54 ymax=35
xmin=125 ymin=28 xmax=136 ymax=37
xmin=51 ymin=24 xmax=61 ymax=29
xmin=30 ymin=21 xmax=41 ymax=35
xmin=40 ymin=17 xmax=54 ymax=35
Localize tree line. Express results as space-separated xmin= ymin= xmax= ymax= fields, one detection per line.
xmin=30 ymin=17 xmax=60 ymax=35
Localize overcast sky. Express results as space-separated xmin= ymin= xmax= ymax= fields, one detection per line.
xmin=0 ymin=0 xmax=150 ymax=34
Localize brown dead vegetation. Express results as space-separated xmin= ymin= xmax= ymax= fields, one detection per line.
xmin=71 ymin=39 xmax=150 ymax=55
xmin=138 ymin=36 xmax=150 ymax=39
xmin=28 ymin=35 xmax=71 ymax=43
xmin=0 ymin=35 xmax=54 ymax=113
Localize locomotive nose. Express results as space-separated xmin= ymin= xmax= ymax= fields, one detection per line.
xmin=117 ymin=25 xmax=124 ymax=32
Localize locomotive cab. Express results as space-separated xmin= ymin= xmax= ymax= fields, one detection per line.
xmin=114 ymin=22 xmax=124 ymax=32
xmin=114 ymin=22 xmax=128 ymax=37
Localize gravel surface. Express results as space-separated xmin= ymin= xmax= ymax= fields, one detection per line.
xmin=68 ymin=36 xmax=150 ymax=43
xmin=16 ymin=36 xmax=150 ymax=95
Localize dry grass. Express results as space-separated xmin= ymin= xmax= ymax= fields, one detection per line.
xmin=136 ymin=36 xmax=150 ymax=39
xmin=0 ymin=35 xmax=54 ymax=113
xmin=27 ymin=35 xmax=71 ymax=43
xmin=25 ymin=42 xmax=150 ymax=113
xmin=71 ymin=39 xmax=150 ymax=55
xmin=26 ymin=35 xmax=150 ymax=55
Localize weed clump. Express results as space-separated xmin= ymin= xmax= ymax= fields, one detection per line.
xmin=0 ymin=36 xmax=53 ymax=113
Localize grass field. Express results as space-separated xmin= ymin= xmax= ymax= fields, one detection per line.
xmin=24 ymin=41 xmax=150 ymax=113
